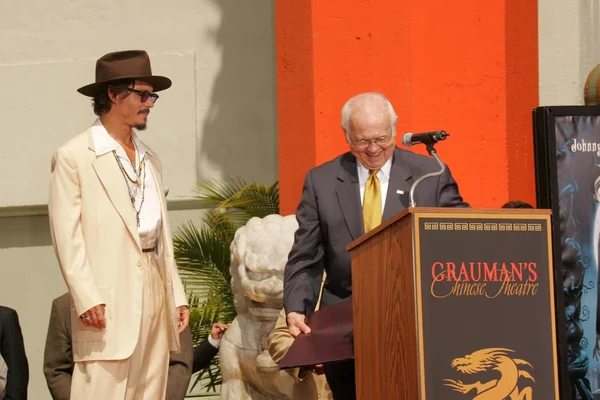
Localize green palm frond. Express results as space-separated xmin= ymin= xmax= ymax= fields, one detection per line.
xmin=187 ymin=289 xmax=235 ymax=343
xmin=173 ymin=221 xmax=231 ymax=282
xmin=220 ymin=182 xmax=279 ymax=218
xmin=193 ymin=179 xmax=279 ymax=226
xmin=182 ymin=275 xmax=231 ymax=303
xmin=176 ymin=177 xmax=279 ymax=397
xmin=192 ymin=176 xmax=250 ymax=206
xmin=201 ymin=209 xmax=238 ymax=238
xmin=192 ymin=357 xmax=222 ymax=392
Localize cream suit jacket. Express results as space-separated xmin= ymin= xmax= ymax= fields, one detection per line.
xmin=48 ymin=128 xmax=188 ymax=362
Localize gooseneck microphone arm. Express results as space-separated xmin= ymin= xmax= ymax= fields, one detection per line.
xmin=403 ymin=131 xmax=448 ymax=208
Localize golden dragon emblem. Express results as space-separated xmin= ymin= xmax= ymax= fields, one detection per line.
xmin=444 ymin=348 xmax=535 ymax=399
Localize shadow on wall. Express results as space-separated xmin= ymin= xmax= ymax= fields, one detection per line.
xmin=0 ymin=215 xmax=52 ymax=249
xmin=198 ymin=0 xmax=278 ymax=185
xmin=580 ymin=1 xmax=600 ymax=100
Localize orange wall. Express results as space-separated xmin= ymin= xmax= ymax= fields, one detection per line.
xmin=276 ymin=1 xmax=538 ymax=215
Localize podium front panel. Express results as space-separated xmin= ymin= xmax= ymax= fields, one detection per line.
xmin=414 ymin=212 xmax=560 ymax=399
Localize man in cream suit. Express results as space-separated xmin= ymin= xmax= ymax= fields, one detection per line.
xmin=48 ymin=50 xmax=189 ymax=399
xmin=43 ymin=293 xmax=194 ymax=400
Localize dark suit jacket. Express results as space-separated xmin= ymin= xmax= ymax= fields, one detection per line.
xmin=43 ymin=294 xmax=193 ymax=400
xmin=284 ymin=148 xmax=469 ymax=315
xmin=0 ymin=306 xmax=29 ymax=400
xmin=192 ymin=339 xmax=219 ymax=374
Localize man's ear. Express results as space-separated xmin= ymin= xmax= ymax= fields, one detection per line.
xmin=107 ymin=89 xmax=121 ymax=106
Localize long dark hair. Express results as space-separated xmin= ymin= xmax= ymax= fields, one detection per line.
xmin=92 ymin=79 xmax=134 ymax=116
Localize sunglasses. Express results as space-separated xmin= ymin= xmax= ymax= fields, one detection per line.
xmin=128 ymin=88 xmax=159 ymax=104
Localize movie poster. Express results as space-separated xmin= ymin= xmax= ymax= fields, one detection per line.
xmin=534 ymin=108 xmax=600 ymax=399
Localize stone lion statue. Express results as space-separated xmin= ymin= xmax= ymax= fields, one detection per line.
xmin=219 ymin=214 xmax=298 ymax=399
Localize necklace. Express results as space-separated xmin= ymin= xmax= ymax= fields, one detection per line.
xmin=118 ymin=141 xmax=142 ymax=185
xmin=113 ymin=150 xmax=146 ymax=227
xmin=130 ymin=140 xmax=143 ymax=178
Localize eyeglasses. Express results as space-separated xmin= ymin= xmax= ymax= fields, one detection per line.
xmin=128 ymin=88 xmax=159 ymax=104
xmin=350 ymin=135 xmax=392 ymax=150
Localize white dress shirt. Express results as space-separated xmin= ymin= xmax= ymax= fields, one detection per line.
xmin=208 ymin=336 xmax=221 ymax=348
xmin=91 ymin=119 xmax=162 ymax=250
xmin=357 ymin=157 xmax=393 ymax=212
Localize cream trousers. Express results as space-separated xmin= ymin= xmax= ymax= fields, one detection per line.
xmin=70 ymin=252 xmax=169 ymax=400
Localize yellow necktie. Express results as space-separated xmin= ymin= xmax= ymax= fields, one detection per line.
xmin=363 ymin=169 xmax=382 ymax=232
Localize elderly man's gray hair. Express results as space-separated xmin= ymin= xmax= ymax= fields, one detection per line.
xmin=340 ymin=92 xmax=398 ymax=141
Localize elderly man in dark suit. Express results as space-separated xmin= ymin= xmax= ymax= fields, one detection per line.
xmin=0 ymin=306 xmax=29 ymax=400
xmin=43 ymin=294 xmax=228 ymax=400
xmin=284 ymin=92 xmax=469 ymax=399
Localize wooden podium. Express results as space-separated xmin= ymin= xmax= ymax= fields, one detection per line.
xmin=346 ymin=208 xmax=562 ymax=400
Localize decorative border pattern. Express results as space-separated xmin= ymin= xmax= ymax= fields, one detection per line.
xmin=423 ymin=222 xmax=543 ymax=231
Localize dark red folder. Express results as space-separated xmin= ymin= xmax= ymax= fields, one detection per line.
xmin=279 ymin=297 xmax=354 ymax=369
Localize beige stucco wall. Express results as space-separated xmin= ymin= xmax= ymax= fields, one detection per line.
xmin=539 ymin=0 xmax=600 ymax=105
xmin=0 ymin=1 xmax=276 ymax=399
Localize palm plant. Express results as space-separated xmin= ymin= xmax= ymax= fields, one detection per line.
xmin=173 ymin=177 xmax=279 ymax=395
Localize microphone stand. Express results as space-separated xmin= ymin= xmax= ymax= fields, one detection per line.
xmin=408 ymin=143 xmax=446 ymax=208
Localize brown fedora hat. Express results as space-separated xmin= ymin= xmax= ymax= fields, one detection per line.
xmin=77 ymin=50 xmax=172 ymax=97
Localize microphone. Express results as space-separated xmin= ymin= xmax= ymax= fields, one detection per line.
xmin=404 ymin=131 xmax=449 ymax=207
xmin=402 ymin=130 xmax=449 ymax=147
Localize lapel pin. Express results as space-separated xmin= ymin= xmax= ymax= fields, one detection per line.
xmin=397 ymin=190 xmax=405 ymax=195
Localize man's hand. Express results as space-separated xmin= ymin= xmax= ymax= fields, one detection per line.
xmin=286 ymin=312 xmax=311 ymax=338
xmin=80 ymin=304 xmax=106 ymax=330
xmin=210 ymin=323 xmax=231 ymax=340
xmin=177 ymin=306 xmax=190 ymax=333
